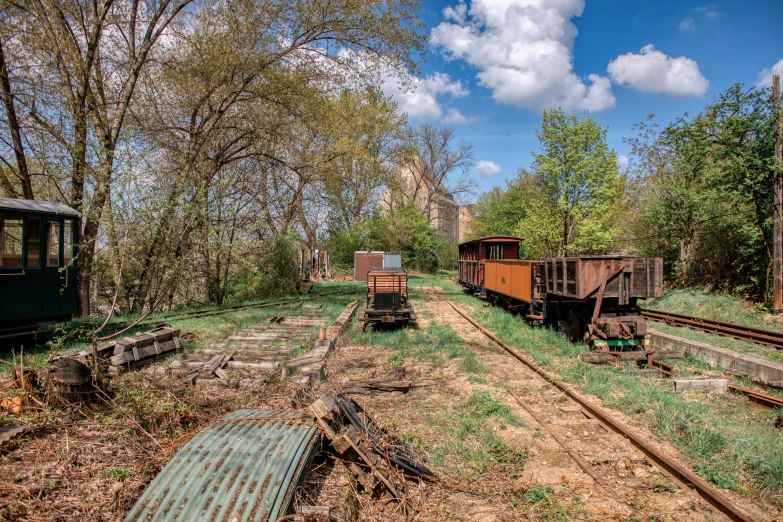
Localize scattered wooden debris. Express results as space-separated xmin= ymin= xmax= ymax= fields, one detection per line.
xmin=309 ymin=391 xmax=436 ymax=512
xmin=295 ymin=506 xmax=331 ymax=521
xmin=77 ymin=326 xmax=184 ymax=371
xmin=342 ymin=379 xmax=436 ymax=393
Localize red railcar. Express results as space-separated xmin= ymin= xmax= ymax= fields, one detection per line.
xmin=458 ymin=237 xmax=663 ymax=350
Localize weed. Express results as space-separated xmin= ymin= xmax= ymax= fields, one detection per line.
xmin=524 ymin=484 xmax=553 ymax=504
xmin=461 ymin=390 xmax=524 ymax=427
xmin=653 ymin=478 xmax=677 ymax=493
xmin=106 ymin=465 xmax=130 ymax=481
xmin=388 ymin=352 xmax=405 ymax=368
xmin=694 ymin=464 xmax=738 ymax=490
xmin=468 ymin=375 xmax=489 ymax=384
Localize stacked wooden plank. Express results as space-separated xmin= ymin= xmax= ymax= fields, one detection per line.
xmin=366 ymin=269 xmax=407 ymax=296
xmin=78 ymin=326 xmax=183 ymax=371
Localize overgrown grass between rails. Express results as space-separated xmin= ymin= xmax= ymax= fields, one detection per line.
xmin=351 ymin=321 xmax=488 ymax=374
xmin=407 ymin=390 xmax=526 ymax=478
xmin=411 ymin=275 xmax=783 ymax=508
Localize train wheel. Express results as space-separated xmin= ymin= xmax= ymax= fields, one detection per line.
xmin=567 ymin=315 xmax=582 ymax=343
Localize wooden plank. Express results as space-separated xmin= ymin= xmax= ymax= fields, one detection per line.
xmin=579 ymin=349 xmax=683 ymax=364
xmin=109 ymin=338 xmax=182 ymax=366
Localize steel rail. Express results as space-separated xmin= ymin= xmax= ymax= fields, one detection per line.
xmin=1 ymin=290 xmax=356 ymax=344
xmin=443 ymin=298 xmax=758 ymax=522
xmin=641 ymin=308 xmax=783 ymax=351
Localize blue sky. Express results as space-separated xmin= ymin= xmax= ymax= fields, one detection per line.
xmin=382 ymin=0 xmax=783 ymax=198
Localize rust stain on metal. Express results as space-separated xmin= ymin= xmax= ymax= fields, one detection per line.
xmin=124 ymin=410 xmax=318 ymax=522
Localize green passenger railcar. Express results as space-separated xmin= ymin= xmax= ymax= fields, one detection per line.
xmin=0 ymin=197 xmax=79 ymax=334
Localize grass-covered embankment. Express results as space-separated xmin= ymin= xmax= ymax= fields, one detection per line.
xmin=641 ymin=287 xmax=783 ymax=364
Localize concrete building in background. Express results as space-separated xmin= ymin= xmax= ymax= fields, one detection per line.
xmin=458 ymin=205 xmax=476 ymax=243
xmin=381 ymin=156 xmax=472 ymax=243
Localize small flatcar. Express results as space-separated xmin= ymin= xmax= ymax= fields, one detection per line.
xmin=0 ymin=197 xmax=79 ymax=335
xmin=458 ymin=237 xmax=663 ymax=350
xmin=360 ymin=268 xmax=417 ymax=327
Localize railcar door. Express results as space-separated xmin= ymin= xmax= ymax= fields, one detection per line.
xmin=0 ymin=212 xmax=33 ymax=324
xmin=42 ymin=217 xmax=77 ymax=321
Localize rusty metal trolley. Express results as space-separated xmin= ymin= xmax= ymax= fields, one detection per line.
xmin=360 ymin=268 xmax=417 ymax=328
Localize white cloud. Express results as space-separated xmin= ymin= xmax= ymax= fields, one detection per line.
xmin=607 ymin=45 xmax=709 ymax=96
xmin=475 ymin=160 xmax=502 ymax=177
xmin=380 ymin=70 xmax=469 ymax=120
xmin=705 ymin=11 xmax=718 ymax=18
xmin=679 ymin=17 xmax=694 ymax=31
xmin=442 ymin=108 xmax=479 ymax=124
xmin=617 ymin=154 xmax=629 ymax=168
xmin=431 ymin=0 xmax=616 ymax=112
xmin=756 ymin=59 xmax=783 ymax=88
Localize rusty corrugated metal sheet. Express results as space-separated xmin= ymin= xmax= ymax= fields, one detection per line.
xmin=354 ymin=251 xmax=383 ymax=281
xmin=124 ymin=410 xmax=318 ymax=522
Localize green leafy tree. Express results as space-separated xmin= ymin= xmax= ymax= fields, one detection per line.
xmin=630 ymin=84 xmax=778 ymax=300
xmin=470 ymin=169 xmax=536 ymax=239
xmin=366 ymin=203 xmax=442 ymax=272
xmin=517 ymin=109 xmax=621 ymax=257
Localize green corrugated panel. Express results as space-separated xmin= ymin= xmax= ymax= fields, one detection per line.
xmin=124 ymin=409 xmax=319 ymax=522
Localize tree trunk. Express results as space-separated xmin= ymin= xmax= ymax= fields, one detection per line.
xmin=0 ymin=38 xmax=32 ymax=199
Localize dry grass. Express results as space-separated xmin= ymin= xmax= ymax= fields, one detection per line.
xmin=0 ymin=368 xmax=320 ymax=521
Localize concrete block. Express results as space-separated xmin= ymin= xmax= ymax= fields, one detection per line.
xmin=651 ymin=331 xmax=783 ymax=389
xmin=673 ymin=378 xmax=727 ymax=394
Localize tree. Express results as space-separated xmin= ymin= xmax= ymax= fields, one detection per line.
xmin=629 ymin=84 xmax=778 ymax=301
xmin=366 ymin=203 xmax=442 ymax=272
xmin=470 ymin=168 xmax=536 ymax=239
xmin=520 ymin=109 xmax=621 ymax=257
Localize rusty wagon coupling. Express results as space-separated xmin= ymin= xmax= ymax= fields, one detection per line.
xmin=458 ymin=236 xmax=663 ymax=352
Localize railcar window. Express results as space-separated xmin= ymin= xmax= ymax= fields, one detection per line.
xmin=63 ymin=219 xmax=74 ymax=266
xmin=27 ymin=217 xmax=41 ymax=266
xmin=0 ymin=216 xmax=23 ymax=267
xmin=47 ymin=222 xmax=60 ymax=267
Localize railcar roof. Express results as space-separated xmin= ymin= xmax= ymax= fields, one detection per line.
xmin=459 ymin=236 xmax=523 ymax=246
xmin=0 ymin=197 xmax=79 ymax=216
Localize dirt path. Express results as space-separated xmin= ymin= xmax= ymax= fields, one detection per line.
xmin=417 ymin=284 xmax=728 ymax=521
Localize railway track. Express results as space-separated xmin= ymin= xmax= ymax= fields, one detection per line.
xmin=439 ymin=297 xmax=759 ymax=522
xmin=0 ymin=289 xmax=358 ymax=344
xmin=641 ymin=308 xmax=783 ymax=350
